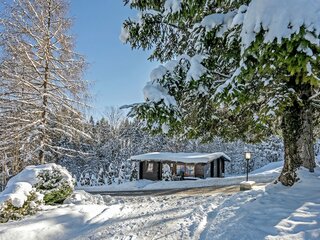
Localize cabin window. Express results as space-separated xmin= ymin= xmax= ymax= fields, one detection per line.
xmin=185 ymin=164 xmax=195 ymax=177
xmin=146 ymin=162 xmax=153 ymax=172
xmin=176 ymin=164 xmax=185 ymax=175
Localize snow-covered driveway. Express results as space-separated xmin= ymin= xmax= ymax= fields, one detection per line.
xmin=0 ymin=188 xmax=234 ymax=240
xmin=0 ymin=163 xmax=319 ymax=240
xmin=78 ymin=192 xmax=231 ymax=240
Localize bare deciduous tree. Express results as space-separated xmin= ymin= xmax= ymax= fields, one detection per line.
xmin=0 ymin=0 xmax=89 ymax=170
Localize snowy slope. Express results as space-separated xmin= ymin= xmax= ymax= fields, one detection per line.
xmin=0 ymin=164 xmax=319 ymax=240
xmin=200 ymin=167 xmax=320 ymax=240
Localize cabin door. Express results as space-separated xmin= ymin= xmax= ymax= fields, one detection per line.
xmin=139 ymin=162 xmax=143 ymax=179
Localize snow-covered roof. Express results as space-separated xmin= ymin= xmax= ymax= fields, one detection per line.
xmin=130 ymin=152 xmax=231 ymax=163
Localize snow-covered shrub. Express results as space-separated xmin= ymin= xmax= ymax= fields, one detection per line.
xmin=130 ymin=162 xmax=138 ymax=181
xmin=0 ymin=164 xmax=74 ymax=222
xmin=108 ymin=163 xmax=116 ymax=183
xmin=162 ymin=164 xmax=172 ymax=181
xmin=79 ymin=173 xmax=90 ymax=186
xmin=35 ymin=166 xmax=74 ymax=205
xmin=0 ymin=187 xmax=43 ymax=223
xmin=90 ymin=174 xmax=98 ymax=186
xmin=118 ymin=163 xmax=126 ymax=184
xmin=97 ymin=168 xmax=105 ymax=185
xmin=106 ymin=173 xmax=113 ymax=185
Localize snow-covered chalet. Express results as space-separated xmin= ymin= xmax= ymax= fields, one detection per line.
xmin=130 ymin=152 xmax=231 ymax=181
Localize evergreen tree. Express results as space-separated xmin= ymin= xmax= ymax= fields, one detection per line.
xmin=122 ymin=0 xmax=318 ymax=186
xmin=118 ymin=163 xmax=126 ymax=184
xmin=107 ymin=173 xmax=113 ymax=185
xmin=130 ymin=162 xmax=138 ymax=181
xmin=97 ymin=167 xmax=105 ymax=185
xmin=108 ymin=163 xmax=116 ymax=184
xmin=90 ymin=174 xmax=97 ymax=186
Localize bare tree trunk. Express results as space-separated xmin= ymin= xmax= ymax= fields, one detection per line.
xmin=39 ymin=0 xmax=52 ymax=165
xmin=279 ymin=83 xmax=315 ymax=186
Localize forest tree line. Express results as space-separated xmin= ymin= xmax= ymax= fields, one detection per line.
xmin=57 ymin=108 xmax=284 ymax=185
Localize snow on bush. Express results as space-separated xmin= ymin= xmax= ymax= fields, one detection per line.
xmin=118 ymin=163 xmax=126 ymax=184
xmin=0 ymin=189 xmax=43 ymax=223
xmin=0 ymin=163 xmax=74 ymax=222
xmin=162 ymin=163 xmax=172 ymax=181
xmin=63 ymin=190 xmax=105 ymax=205
xmin=34 ymin=165 xmax=74 ymax=205
xmin=130 ymin=162 xmax=138 ymax=181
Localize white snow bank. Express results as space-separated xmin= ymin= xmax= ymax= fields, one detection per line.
xmin=130 ymin=151 xmax=231 ymax=163
xmin=251 ymin=160 xmax=283 ymax=174
xmin=241 ymin=0 xmax=320 ymax=50
xmin=0 ymin=203 xmax=122 ymax=240
xmin=201 ymin=167 xmax=320 ymax=239
xmin=64 ymin=190 xmax=106 ymax=205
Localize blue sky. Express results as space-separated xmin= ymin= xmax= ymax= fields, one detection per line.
xmin=69 ymin=0 xmax=158 ymax=118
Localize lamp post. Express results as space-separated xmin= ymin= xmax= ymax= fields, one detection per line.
xmin=244 ymin=152 xmax=252 ymax=181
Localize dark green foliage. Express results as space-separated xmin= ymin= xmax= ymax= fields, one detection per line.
xmin=122 ymin=0 xmax=320 ymax=146
xmin=0 ymin=191 xmax=42 ymax=223
xmin=35 ymin=168 xmax=73 ymax=205
xmin=42 ymin=187 xmax=73 ymax=205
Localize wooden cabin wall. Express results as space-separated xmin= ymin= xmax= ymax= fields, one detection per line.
xmin=136 ymin=158 xmax=227 ymax=180
xmin=141 ymin=161 xmax=161 ymax=180
xmin=195 ymin=164 xmax=205 ymax=178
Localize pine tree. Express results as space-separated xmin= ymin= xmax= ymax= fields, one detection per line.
xmin=108 ymin=163 xmax=116 ymax=184
xmin=118 ymin=163 xmax=126 ymax=184
xmin=97 ymin=167 xmax=105 ymax=185
xmin=107 ymin=173 xmax=113 ymax=185
xmin=122 ymin=0 xmax=318 ymax=186
xmin=130 ymin=162 xmax=138 ymax=181
xmin=90 ymin=174 xmax=97 ymax=186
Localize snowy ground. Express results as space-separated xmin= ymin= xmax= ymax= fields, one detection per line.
xmin=77 ymin=161 xmax=284 ymax=193
xmin=0 ymin=162 xmax=319 ymax=240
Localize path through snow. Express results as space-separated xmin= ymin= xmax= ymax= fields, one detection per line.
xmin=0 ymin=163 xmax=319 ymax=240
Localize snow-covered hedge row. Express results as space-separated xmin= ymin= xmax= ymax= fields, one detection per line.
xmin=0 ymin=164 xmax=74 ymax=223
